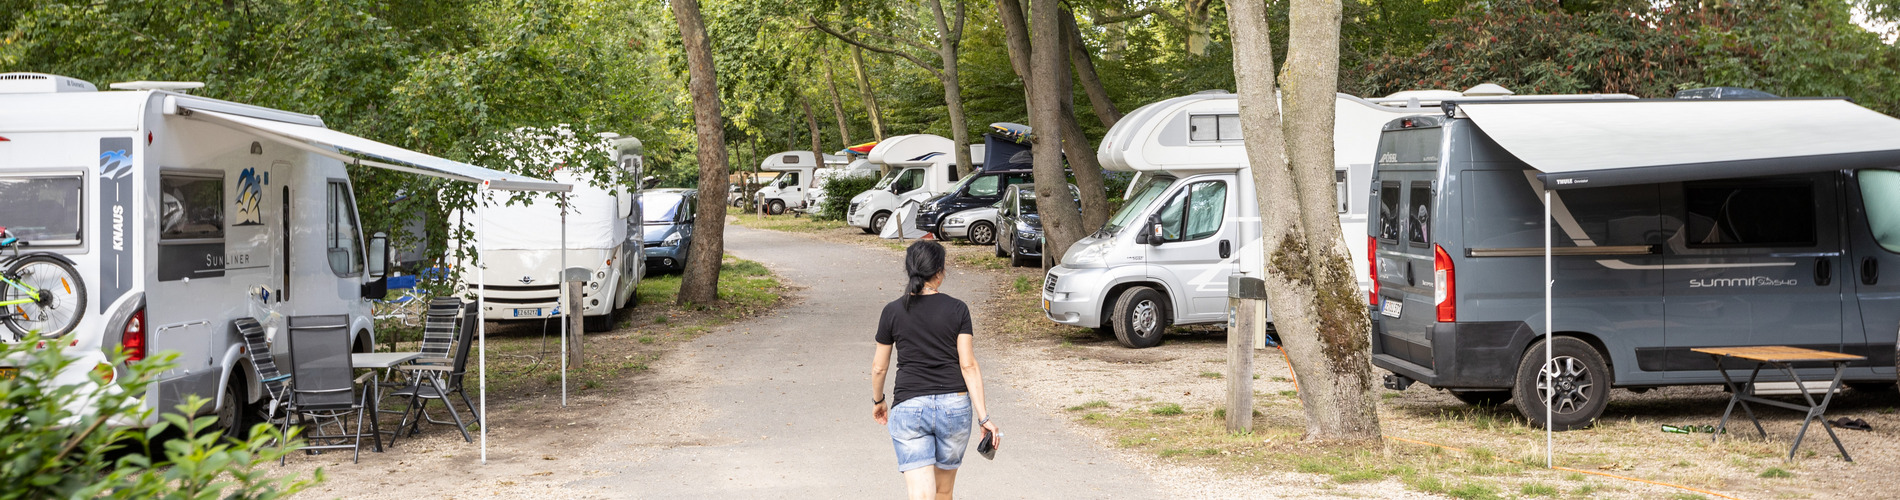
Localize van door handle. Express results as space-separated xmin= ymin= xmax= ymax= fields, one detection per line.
xmin=1219 ymin=240 xmax=1231 ymax=259
xmin=1815 ymin=258 xmax=1831 ymax=286
xmin=1864 ymin=257 xmax=1880 ymax=285
xmin=1405 ymin=261 xmax=1416 ymax=286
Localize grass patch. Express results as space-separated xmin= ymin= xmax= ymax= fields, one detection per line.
xmin=1199 ymin=371 xmax=1223 ymax=379
xmin=1012 ymin=275 xmax=1038 ymax=294
xmin=727 ymin=213 xmax=848 ymax=234
xmin=1149 ymin=403 xmax=1185 ymax=416
xmin=1067 ymin=400 xmax=1110 ymax=411
xmin=1519 ymin=482 xmax=1559 ymax=497
xmin=1758 ymin=467 xmax=1793 ymax=479
xmin=1667 ymin=494 xmax=1707 ymax=500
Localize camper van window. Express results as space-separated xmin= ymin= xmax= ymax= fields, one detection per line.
xmin=325 ymin=181 xmax=365 ymax=276
xmin=1378 ymin=182 xmax=1401 ymax=241
xmin=1188 ymin=114 xmax=1242 ymax=143
xmin=1105 ymin=176 xmax=1176 ymax=234
xmin=0 ymin=175 xmax=83 ymax=244
xmin=1683 ymin=180 xmax=1815 ymax=247
xmin=1859 ymin=170 xmax=1900 ymax=253
xmin=1407 ymin=183 xmax=1432 ymax=246
xmin=873 ymin=169 xmax=902 ymax=190
xmin=1218 ymin=115 xmax=1242 ymax=142
xmin=779 ymin=171 xmax=800 ymax=188
xmin=967 ymin=175 xmax=1002 ymax=197
xmin=894 ymin=168 xmax=924 ymax=193
xmin=159 ymin=174 xmax=224 ymax=241
xmin=1183 ymin=182 xmax=1228 ymax=241
xmin=1335 ymin=170 xmax=1349 ymax=214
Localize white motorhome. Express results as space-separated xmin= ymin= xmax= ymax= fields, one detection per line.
xmin=845 ymin=134 xmax=983 ymax=234
xmin=0 ymin=72 xmax=565 ymax=428
xmin=455 ymin=140 xmax=645 ymax=332
xmin=1042 ymin=91 xmax=1453 ymax=348
xmin=752 ymin=150 xmax=845 ymax=215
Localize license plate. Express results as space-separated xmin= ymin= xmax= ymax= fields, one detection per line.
xmin=512 ymin=308 xmax=544 ymax=318
xmin=1379 ymin=300 xmax=1402 ymax=318
xmin=0 ymin=367 xmax=15 ymax=381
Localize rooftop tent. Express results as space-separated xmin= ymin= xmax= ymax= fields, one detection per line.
xmin=1455 ymin=98 xmax=1900 ymax=189
xmin=983 ymin=122 xmax=1034 ymax=171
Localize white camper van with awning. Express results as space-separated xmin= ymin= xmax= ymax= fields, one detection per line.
xmin=0 ymin=72 xmax=565 ymax=429
xmin=845 ymin=134 xmax=983 ymax=234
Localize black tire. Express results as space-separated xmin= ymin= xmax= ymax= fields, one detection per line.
xmin=967 ymin=221 xmax=997 ymax=246
xmin=2 ymin=254 xmax=87 ymax=339
xmin=766 ymin=199 xmax=787 ymax=215
xmin=584 ymin=313 xmax=614 ymax=332
xmin=1450 ymin=390 xmax=1513 ymax=407
xmin=994 ymin=243 xmax=1008 ymax=258
xmin=1009 ymin=245 xmax=1032 ymax=267
xmin=1111 ymin=286 xmax=1169 ymax=349
xmin=216 ymin=377 xmax=247 ymax=442
xmin=869 ymin=211 xmax=891 ymax=234
xmin=1511 ymin=337 xmax=1611 ymax=431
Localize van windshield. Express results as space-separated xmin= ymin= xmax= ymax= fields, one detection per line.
xmin=873 ymin=169 xmax=902 ymax=190
xmin=1861 ymin=169 xmax=1900 ymax=253
xmin=641 ymin=193 xmax=685 ymax=223
xmin=1103 ymin=176 xmax=1176 ymax=234
xmin=0 ymin=176 xmax=82 ymax=244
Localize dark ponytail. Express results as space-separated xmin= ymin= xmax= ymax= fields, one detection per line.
xmin=903 ymin=240 xmax=946 ymax=310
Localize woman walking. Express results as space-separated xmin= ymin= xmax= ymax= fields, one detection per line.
xmin=871 ymin=240 xmax=1001 ymax=500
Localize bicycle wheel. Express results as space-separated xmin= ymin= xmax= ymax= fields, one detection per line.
xmin=3 ymin=255 xmax=87 ymax=339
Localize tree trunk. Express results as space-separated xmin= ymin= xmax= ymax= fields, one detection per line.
xmin=1057 ymin=8 xmax=1110 ymax=234
xmin=1028 ymin=0 xmax=1084 ymax=262
xmin=1067 ymin=12 xmax=1122 ymax=128
xmin=803 ymin=94 xmax=825 ymax=213
xmin=1100 ymin=7 xmax=1129 ymax=61
xmin=996 ymin=0 xmax=1034 ymax=124
xmin=822 ymin=49 xmax=853 ymax=146
xmin=671 ymin=0 xmax=729 ymax=306
xmin=928 ymin=0 xmax=973 ymax=177
xmin=1226 ymin=0 xmax=1379 ymax=442
xmin=849 ymin=46 xmax=886 ymax=142
xmin=1187 ymin=0 xmax=1216 ymax=56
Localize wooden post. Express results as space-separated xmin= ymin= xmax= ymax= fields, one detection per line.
xmin=568 ymin=280 xmax=584 ymax=368
xmin=1227 ymin=275 xmax=1265 ymax=433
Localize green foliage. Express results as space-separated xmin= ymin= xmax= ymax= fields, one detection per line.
xmin=1149 ymin=402 xmax=1184 ymax=416
xmin=0 ymin=343 xmax=317 ymax=499
xmin=815 ymin=174 xmax=881 ymax=221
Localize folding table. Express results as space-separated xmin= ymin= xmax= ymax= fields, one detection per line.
xmin=1691 ymin=346 xmax=1863 ymax=462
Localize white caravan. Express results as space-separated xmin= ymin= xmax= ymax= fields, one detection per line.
xmin=455 ymin=140 xmax=646 ymax=332
xmin=0 ymin=72 xmax=565 ymax=427
xmin=1046 ymin=87 xmax=1637 ymax=348
xmin=845 ymin=134 xmax=983 ymax=234
xmin=752 ymin=151 xmax=845 ymax=215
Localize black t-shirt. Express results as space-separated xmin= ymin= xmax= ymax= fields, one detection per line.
xmin=876 ymin=293 xmax=973 ymax=408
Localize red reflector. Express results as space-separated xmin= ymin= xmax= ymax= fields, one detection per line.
xmin=121 ymin=309 xmax=147 ymax=363
xmin=1401 ymin=119 xmax=1414 ymax=128
xmin=1367 ymin=236 xmax=1380 ymax=307
xmin=1434 ymin=244 xmax=1456 ymax=323
xmin=0 ymin=136 xmax=10 ymax=141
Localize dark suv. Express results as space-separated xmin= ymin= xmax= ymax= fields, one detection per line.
xmin=916 ymin=169 xmax=1034 ymax=238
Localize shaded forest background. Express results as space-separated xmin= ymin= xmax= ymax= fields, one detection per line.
xmin=4 ymin=0 xmax=1896 ymax=240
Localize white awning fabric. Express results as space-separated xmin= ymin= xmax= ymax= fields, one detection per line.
xmin=186 ymin=108 xmax=571 ymax=192
xmin=1459 ymin=99 xmax=1900 ymax=189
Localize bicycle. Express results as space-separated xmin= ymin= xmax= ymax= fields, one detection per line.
xmin=0 ymin=227 xmax=87 ymax=341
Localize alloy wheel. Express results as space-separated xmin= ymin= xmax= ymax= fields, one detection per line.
xmin=1131 ymin=300 xmax=1158 ymax=334
xmin=970 ymin=223 xmax=995 ymax=245
xmin=1536 ymin=355 xmax=1594 ymax=415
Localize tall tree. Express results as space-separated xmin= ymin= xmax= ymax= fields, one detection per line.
xmin=1068 ymin=11 xmax=1123 ymax=128
xmin=672 ymin=0 xmax=731 ymax=305
xmin=997 ymin=0 xmax=1110 ymax=254
xmin=848 ymin=45 xmax=888 ymax=141
xmin=1027 ymin=0 xmax=1087 ymax=263
xmin=810 ymin=0 xmax=976 ymax=176
xmin=820 ymin=43 xmax=854 ymax=146
xmin=1227 ymin=0 xmax=1380 ymax=441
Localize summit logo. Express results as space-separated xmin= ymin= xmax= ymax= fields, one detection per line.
xmin=1688 ymin=276 xmax=1798 ymax=288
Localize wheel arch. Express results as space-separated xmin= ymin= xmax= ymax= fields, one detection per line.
xmin=1101 ymin=280 xmax=1175 ymax=326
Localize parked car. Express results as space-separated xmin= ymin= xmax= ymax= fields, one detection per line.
xmin=1369 ymin=91 xmax=1900 ymax=430
xmin=847 ymin=134 xmax=984 ymax=235
xmin=996 ymin=183 xmax=1078 ymax=267
xmin=940 ymin=203 xmax=1001 ymax=245
xmin=641 ymin=188 xmax=697 ymax=274
xmin=915 ymin=125 xmax=1038 ymax=236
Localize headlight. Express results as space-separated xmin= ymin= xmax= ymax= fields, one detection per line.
xmin=946 ymin=215 xmax=966 ymax=225
xmin=1064 ymin=241 xmax=1111 ymax=268
xmin=663 ymin=232 xmax=682 ymax=246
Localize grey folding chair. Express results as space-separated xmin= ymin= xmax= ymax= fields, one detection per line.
xmin=415 ymin=297 xmax=464 ymax=366
xmin=393 ymin=301 xmax=479 ymax=442
xmin=235 ymin=318 xmax=290 ymax=430
xmin=281 ymin=315 xmax=379 ymax=463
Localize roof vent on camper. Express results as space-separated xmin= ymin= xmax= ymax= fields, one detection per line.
xmin=1674 ymin=87 xmax=1779 ymax=100
xmin=1461 ymin=83 xmax=1514 ymax=97
xmin=108 ymin=81 xmax=206 ymax=93
xmin=0 ymin=73 xmax=98 ymax=94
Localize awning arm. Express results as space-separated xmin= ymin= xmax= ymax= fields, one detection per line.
xmin=184 ymin=108 xmax=571 ymax=193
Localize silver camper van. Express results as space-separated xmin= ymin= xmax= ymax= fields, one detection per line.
xmin=1369 ymin=94 xmax=1900 ymax=430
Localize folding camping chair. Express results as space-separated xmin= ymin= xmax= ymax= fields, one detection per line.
xmin=235 ymin=318 xmax=290 ymax=433
xmin=392 ymin=301 xmax=480 ymax=442
xmin=281 ymin=315 xmax=379 ymax=463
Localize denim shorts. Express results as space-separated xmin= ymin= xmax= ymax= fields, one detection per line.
xmin=887 ymin=392 xmax=972 ymax=473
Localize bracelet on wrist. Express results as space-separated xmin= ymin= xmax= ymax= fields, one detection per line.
xmin=873 ymin=395 xmax=886 ymax=405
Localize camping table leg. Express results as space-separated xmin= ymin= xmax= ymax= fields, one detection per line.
xmin=1710 ymin=355 xmax=1769 ymax=441
xmin=365 ymin=371 xmax=385 ymax=453
xmin=1780 ymin=360 xmax=1852 ymax=462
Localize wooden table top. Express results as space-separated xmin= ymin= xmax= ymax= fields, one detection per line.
xmin=1690 ymin=346 xmax=1866 ymax=363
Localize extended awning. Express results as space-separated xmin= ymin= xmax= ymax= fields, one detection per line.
xmin=1459 ymin=99 xmax=1900 ymax=189
xmin=185 ymin=108 xmax=570 ymax=192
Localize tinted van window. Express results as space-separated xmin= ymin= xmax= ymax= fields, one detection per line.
xmin=1406 ymin=183 xmax=1431 ymax=245
xmin=1683 ymin=180 xmax=1814 ymax=247
xmin=967 ymin=175 xmax=1001 ymax=196
xmin=1378 ymin=182 xmax=1401 ymax=241
xmin=1861 ymin=169 xmax=1900 ymax=253
xmin=0 ymin=176 xmax=82 ymax=243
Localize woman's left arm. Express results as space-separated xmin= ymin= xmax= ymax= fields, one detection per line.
xmin=957 ymin=334 xmax=1000 ymax=448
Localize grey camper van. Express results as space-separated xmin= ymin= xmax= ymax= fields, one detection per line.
xmin=1369 ymin=95 xmax=1900 ymax=430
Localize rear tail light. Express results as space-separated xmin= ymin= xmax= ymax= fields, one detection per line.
xmin=120 ymin=309 xmax=146 ymax=363
xmin=1433 ymin=244 xmax=1455 ymax=322
xmin=1367 ymin=236 xmax=1379 ymax=306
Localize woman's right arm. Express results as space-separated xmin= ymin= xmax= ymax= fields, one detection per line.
xmin=871 ymin=342 xmax=893 ymax=425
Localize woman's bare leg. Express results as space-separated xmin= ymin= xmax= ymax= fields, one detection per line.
xmin=902 ymin=467 xmax=937 ymax=500
xmin=933 ymin=467 xmax=958 ymax=500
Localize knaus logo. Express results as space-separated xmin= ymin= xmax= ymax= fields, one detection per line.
xmin=1688 ymin=276 xmax=1799 ymax=288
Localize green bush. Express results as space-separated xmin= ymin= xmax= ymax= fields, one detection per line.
xmin=815 ymin=174 xmax=881 ymax=221
xmin=0 ymin=342 xmax=319 ymax=499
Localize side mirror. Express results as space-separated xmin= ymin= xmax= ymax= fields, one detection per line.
xmin=367 ymin=232 xmax=390 ymax=278
xmin=1134 ymin=232 xmax=1150 ymax=245
xmin=1146 ymin=215 xmax=1166 ymax=246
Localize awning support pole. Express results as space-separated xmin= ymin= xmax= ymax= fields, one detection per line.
xmin=560 ymin=193 xmax=568 ymax=408
xmin=479 ymin=188 xmax=490 ymax=464
xmin=1544 ymin=187 xmax=1553 ymax=468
